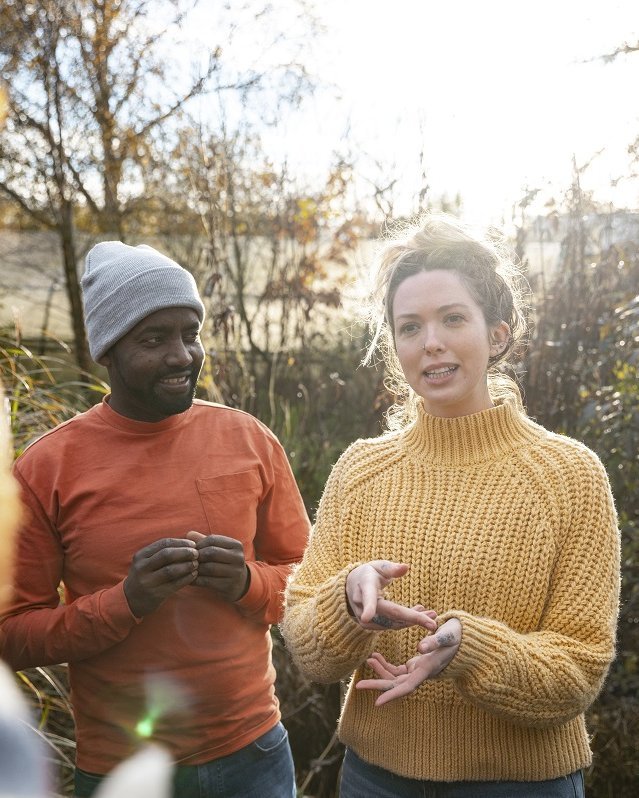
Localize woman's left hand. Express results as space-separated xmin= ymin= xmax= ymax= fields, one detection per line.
xmin=355 ymin=618 xmax=462 ymax=706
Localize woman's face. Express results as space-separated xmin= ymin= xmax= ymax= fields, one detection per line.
xmin=392 ymin=269 xmax=509 ymax=418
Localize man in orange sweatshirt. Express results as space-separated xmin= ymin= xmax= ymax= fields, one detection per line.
xmin=0 ymin=242 xmax=311 ymax=798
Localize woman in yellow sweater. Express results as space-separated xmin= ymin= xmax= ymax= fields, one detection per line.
xmin=281 ymin=212 xmax=620 ymax=797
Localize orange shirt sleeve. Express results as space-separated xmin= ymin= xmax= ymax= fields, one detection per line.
xmin=0 ymin=468 xmax=140 ymax=670
xmin=235 ymin=430 xmax=310 ymax=625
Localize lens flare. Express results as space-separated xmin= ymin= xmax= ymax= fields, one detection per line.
xmin=135 ymin=716 xmax=155 ymax=738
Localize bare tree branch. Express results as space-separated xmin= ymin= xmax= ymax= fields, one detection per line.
xmin=585 ymin=40 xmax=639 ymax=63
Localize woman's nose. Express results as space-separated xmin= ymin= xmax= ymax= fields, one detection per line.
xmin=422 ymin=331 xmax=445 ymax=354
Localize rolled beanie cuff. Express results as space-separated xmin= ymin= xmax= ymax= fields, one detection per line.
xmin=86 ymin=267 xmax=205 ymax=362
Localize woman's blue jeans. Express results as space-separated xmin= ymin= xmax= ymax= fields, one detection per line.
xmin=74 ymin=722 xmax=296 ymax=798
xmin=340 ymin=748 xmax=585 ymax=798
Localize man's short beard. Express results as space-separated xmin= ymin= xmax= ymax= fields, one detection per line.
xmin=150 ymin=380 xmax=197 ymax=416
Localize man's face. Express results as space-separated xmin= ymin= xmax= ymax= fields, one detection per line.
xmin=99 ymin=307 xmax=204 ymax=422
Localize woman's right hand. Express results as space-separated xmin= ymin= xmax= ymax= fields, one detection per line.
xmin=345 ymin=560 xmax=437 ymax=632
xmin=355 ymin=617 xmax=462 ymax=705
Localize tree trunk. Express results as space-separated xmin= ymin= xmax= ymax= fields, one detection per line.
xmin=59 ymin=204 xmax=92 ymax=373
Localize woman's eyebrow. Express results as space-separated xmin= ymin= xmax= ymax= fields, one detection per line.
xmin=395 ymin=303 xmax=471 ymax=321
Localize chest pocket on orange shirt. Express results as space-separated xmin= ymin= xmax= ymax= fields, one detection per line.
xmin=196 ymin=470 xmax=262 ymax=544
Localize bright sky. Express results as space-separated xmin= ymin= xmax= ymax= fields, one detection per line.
xmin=189 ymin=0 xmax=639 ymax=223
xmin=286 ymin=0 xmax=639 ymax=222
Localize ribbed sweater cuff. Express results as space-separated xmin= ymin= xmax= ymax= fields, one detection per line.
xmin=436 ymin=609 xmax=516 ymax=686
xmin=314 ymin=564 xmax=379 ymax=653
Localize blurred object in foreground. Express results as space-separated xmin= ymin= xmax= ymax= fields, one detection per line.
xmin=0 ymin=378 xmax=21 ymax=612
xmin=0 ymin=83 xmax=6 ymax=127
xmin=94 ymin=745 xmax=173 ymax=798
xmin=0 ymin=662 xmax=49 ymax=797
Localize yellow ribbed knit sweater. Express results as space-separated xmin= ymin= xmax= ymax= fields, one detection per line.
xmin=281 ymin=400 xmax=620 ymax=782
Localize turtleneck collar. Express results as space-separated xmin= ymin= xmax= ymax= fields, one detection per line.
xmin=95 ymin=395 xmax=190 ymax=434
xmin=400 ymin=399 xmax=543 ymax=466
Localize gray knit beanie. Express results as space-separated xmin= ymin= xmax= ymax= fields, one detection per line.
xmin=81 ymin=241 xmax=205 ymax=362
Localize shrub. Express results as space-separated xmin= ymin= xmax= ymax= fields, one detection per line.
xmin=523 ymin=220 xmax=639 ymax=795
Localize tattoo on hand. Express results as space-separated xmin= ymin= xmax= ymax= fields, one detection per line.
xmin=371 ymin=614 xmax=401 ymax=629
xmin=436 ymin=631 xmax=455 ymax=646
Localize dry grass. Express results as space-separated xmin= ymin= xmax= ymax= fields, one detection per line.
xmin=273 ymin=630 xmax=344 ymax=797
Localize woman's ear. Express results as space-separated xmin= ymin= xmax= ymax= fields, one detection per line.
xmin=490 ymin=322 xmax=511 ymax=354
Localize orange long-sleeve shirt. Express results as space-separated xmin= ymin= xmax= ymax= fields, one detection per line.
xmin=0 ymin=398 xmax=310 ymax=774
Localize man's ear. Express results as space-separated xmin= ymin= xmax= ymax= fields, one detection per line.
xmin=97 ymin=352 xmax=111 ymax=368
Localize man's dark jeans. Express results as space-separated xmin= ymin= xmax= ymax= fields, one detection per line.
xmin=74 ymin=722 xmax=295 ymax=798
